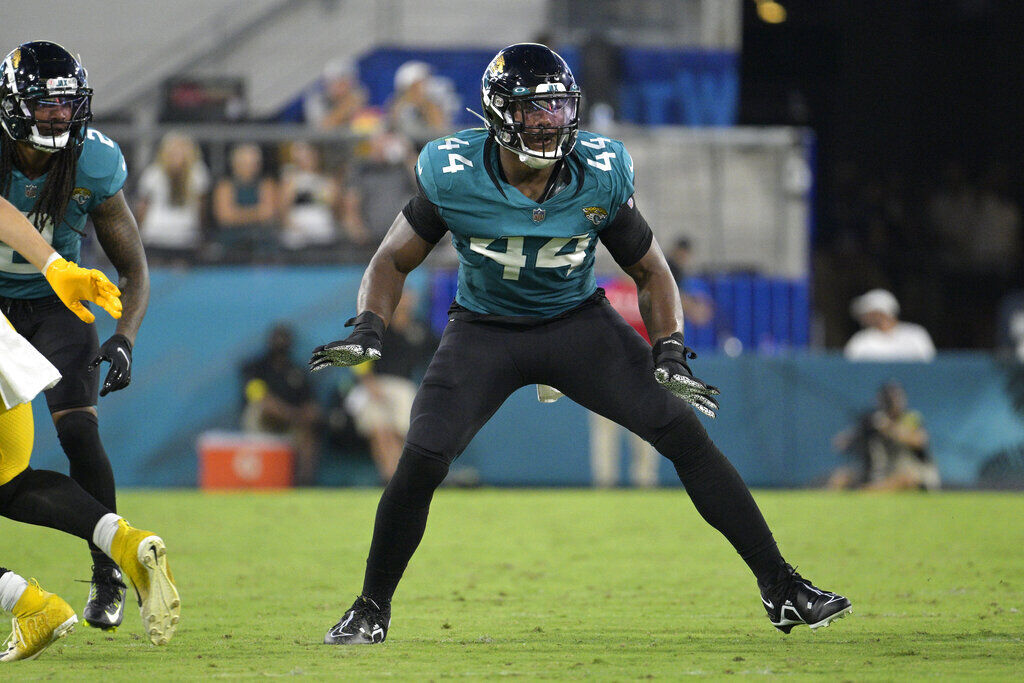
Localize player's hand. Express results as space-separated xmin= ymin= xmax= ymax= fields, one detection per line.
xmin=44 ymin=257 xmax=122 ymax=324
xmin=89 ymin=334 xmax=133 ymax=396
xmin=309 ymin=311 xmax=385 ymax=372
xmin=652 ymin=333 xmax=720 ymax=418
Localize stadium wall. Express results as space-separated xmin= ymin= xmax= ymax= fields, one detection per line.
xmin=25 ymin=267 xmax=1024 ymax=489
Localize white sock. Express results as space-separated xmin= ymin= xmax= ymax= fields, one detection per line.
xmin=92 ymin=513 xmax=124 ymax=558
xmin=0 ymin=571 xmax=28 ymax=613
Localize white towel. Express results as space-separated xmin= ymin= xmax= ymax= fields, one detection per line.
xmin=0 ymin=312 xmax=61 ymax=410
xmin=536 ymin=384 xmax=564 ymax=403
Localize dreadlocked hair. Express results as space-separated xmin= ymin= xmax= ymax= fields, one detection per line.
xmin=0 ymin=134 xmax=82 ymax=235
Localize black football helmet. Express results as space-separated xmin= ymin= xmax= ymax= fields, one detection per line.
xmin=481 ymin=43 xmax=580 ymax=168
xmin=1 ymin=41 xmax=93 ymax=152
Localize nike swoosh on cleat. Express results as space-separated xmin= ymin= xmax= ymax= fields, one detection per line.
xmin=330 ymin=613 xmax=356 ymax=637
xmin=761 ymin=597 xmax=774 ymax=609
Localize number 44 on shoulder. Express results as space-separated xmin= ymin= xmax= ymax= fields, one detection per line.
xmin=438 ymin=137 xmax=472 ymax=174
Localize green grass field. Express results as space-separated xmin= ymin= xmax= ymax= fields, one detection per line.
xmin=4 ymin=489 xmax=1023 ymax=679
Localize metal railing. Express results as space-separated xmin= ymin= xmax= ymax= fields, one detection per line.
xmin=96 ymin=121 xmax=811 ymax=276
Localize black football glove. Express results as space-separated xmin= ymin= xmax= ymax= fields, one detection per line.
xmin=652 ymin=332 xmax=720 ymax=418
xmin=309 ymin=311 xmax=385 ymax=372
xmin=88 ymin=333 xmax=133 ymax=397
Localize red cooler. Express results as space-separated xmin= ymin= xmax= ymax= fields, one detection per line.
xmin=197 ymin=431 xmax=294 ymax=489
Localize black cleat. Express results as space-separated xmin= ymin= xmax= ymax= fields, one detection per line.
xmin=759 ymin=564 xmax=852 ymax=634
xmin=83 ymin=565 xmax=127 ymax=630
xmin=324 ymin=596 xmax=390 ymax=645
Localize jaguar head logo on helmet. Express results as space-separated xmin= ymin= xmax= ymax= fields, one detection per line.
xmin=479 ymin=43 xmax=581 ymax=170
xmin=0 ymin=41 xmax=93 ymax=153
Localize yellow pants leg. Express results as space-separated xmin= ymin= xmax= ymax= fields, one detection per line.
xmin=0 ymin=401 xmax=33 ymax=485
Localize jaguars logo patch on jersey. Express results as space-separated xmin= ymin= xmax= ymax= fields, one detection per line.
xmin=582 ymin=206 xmax=607 ymax=226
xmin=71 ymin=187 xmax=91 ymax=206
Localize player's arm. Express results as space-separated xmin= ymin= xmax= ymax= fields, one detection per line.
xmin=89 ymin=190 xmax=150 ymax=395
xmin=621 ymin=239 xmax=683 ymax=342
xmin=90 ymin=190 xmax=149 ymax=343
xmin=602 ymin=197 xmax=720 ymax=418
xmin=309 ymin=211 xmax=436 ymax=371
xmin=0 ymin=195 xmax=58 ymax=270
xmin=0 ymin=196 xmax=121 ymax=323
xmin=358 ymin=212 xmax=435 ymax=323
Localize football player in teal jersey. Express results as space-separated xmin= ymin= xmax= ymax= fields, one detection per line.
xmin=312 ymin=43 xmax=850 ymax=643
xmin=0 ymin=41 xmax=150 ymax=630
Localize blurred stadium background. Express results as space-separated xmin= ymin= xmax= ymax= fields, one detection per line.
xmin=3 ymin=0 xmax=1024 ymax=492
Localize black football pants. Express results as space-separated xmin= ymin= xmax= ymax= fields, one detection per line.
xmin=361 ymin=296 xmax=784 ymax=604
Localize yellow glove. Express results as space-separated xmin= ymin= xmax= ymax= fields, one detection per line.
xmin=44 ymin=257 xmax=123 ymax=323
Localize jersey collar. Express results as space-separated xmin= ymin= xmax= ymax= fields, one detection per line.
xmin=483 ymin=135 xmax=577 ymax=204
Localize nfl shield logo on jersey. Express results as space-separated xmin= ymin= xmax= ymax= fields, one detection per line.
xmin=24 ymin=184 xmax=37 ymax=198
xmin=532 ymin=208 xmax=546 ymax=223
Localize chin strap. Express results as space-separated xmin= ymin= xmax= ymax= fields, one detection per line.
xmin=518 ymin=153 xmax=558 ymax=169
xmin=472 ymin=109 xmax=563 ymax=169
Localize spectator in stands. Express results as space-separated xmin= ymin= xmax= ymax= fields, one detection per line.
xmin=279 ymin=141 xmax=339 ymax=251
xmin=135 ymin=132 xmax=210 ymax=262
xmin=211 ymin=144 xmax=278 ymax=260
xmin=340 ymin=128 xmax=416 ymax=245
xmin=844 ymin=289 xmax=935 ymax=362
xmin=926 ymin=162 xmax=978 ymax=274
xmin=387 ymin=60 xmax=452 ymax=149
xmin=997 ymin=292 xmax=1024 ymax=361
xmin=240 ymin=323 xmax=322 ymax=486
xmin=304 ymin=58 xmax=369 ymax=131
xmin=666 ymin=236 xmax=714 ymax=327
xmin=829 ymin=382 xmax=940 ymax=491
xmin=343 ymin=292 xmax=438 ymax=483
xmin=974 ymin=162 xmax=1021 ymax=280
xmin=580 ymin=30 xmax=621 ymax=133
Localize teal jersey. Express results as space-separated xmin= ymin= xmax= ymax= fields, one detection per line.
xmin=0 ymin=128 xmax=127 ymax=298
xmin=416 ymin=128 xmax=634 ymax=317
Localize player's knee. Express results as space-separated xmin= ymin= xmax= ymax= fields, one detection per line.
xmin=0 ymin=467 xmax=30 ymax=510
xmin=383 ymin=445 xmax=450 ymax=508
xmin=54 ymin=409 xmax=99 ymax=455
xmin=652 ymin=416 xmax=717 ymax=468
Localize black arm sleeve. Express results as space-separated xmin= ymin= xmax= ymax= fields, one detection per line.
xmin=401 ymin=178 xmax=449 ymax=244
xmin=598 ymin=196 xmax=654 ymax=268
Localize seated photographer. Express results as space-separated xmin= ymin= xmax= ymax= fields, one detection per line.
xmin=829 ymin=382 xmax=940 ymax=491
xmin=240 ymin=324 xmax=322 ymax=486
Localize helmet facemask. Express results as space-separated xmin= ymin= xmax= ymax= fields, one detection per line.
xmin=503 ymin=91 xmax=579 ymax=168
xmin=6 ymin=88 xmax=92 ymax=152
xmin=485 ymin=89 xmax=580 ymax=168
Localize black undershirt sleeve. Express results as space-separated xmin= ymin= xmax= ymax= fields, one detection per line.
xmin=401 ymin=179 xmax=449 ymax=244
xmin=598 ymin=196 xmax=654 ymax=269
